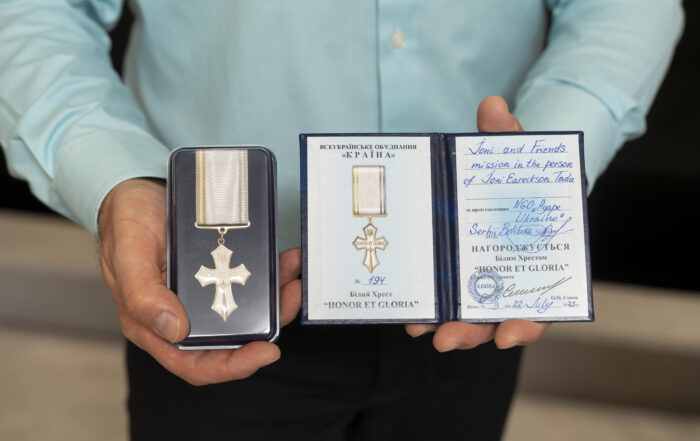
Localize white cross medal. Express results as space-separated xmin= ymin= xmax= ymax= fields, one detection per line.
xmin=352 ymin=166 xmax=388 ymax=272
xmin=193 ymin=149 xmax=252 ymax=321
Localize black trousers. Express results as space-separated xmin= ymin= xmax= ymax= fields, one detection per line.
xmin=127 ymin=320 xmax=522 ymax=441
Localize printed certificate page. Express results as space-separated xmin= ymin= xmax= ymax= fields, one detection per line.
xmin=305 ymin=136 xmax=437 ymax=322
xmin=455 ymin=133 xmax=592 ymax=322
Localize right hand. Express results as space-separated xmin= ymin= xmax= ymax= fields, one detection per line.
xmin=98 ymin=178 xmax=302 ymax=385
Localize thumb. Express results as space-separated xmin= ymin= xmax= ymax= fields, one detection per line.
xmin=111 ymin=236 xmax=190 ymax=343
xmin=477 ymin=96 xmax=524 ymax=132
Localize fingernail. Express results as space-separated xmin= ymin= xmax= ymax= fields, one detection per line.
xmin=154 ymin=312 xmax=180 ymax=342
xmin=265 ymin=349 xmax=281 ymax=365
xmin=438 ymin=340 xmax=459 ymax=353
xmin=408 ymin=325 xmax=430 ymax=338
xmin=439 ymin=341 xmax=475 ymax=352
xmin=499 ymin=340 xmax=521 ymax=350
xmin=440 ymin=341 xmax=476 ymax=352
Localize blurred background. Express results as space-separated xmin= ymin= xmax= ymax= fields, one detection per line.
xmin=1 ymin=2 xmax=698 ymax=440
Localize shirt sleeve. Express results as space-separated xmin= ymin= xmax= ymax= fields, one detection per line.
xmin=512 ymin=0 xmax=684 ymax=193
xmin=0 ymin=0 xmax=170 ymax=237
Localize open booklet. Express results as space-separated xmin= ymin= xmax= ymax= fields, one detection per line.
xmin=300 ymin=133 xmax=593 ymax=324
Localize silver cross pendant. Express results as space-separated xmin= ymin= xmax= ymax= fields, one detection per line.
xmin=195 ymin=244 xmax=251 ymax=321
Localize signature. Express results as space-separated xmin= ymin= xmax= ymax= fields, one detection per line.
xmin=503 ymin=216 xmax=574 ymax=250
xmin=503 ymin=276 xmax=573 ymax=298
xmin=469 ymin=216 xmax=573 ymax=252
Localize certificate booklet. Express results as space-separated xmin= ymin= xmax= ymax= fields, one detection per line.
xmin=300 ymin=133 xmax=593 ymax=324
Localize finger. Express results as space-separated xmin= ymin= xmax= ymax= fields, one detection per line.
xmin=494 ymin=320 xmax=551 ymax=349
xmin=433 ymin=322 xmax=496 ymax=352
xmin=280 ymin=279 xmax=302 ymax=327
xmin=177 ymin=342 xmax=280 ymax=385
xmin=279 ymin=247 xmax=302 ymax=287
xmin=128 ymin=321 xmax=280 ymax=385
xmin=112 ymin=235 xmax=189 ymax=343
xmin=405 ymin=324 xmax=437 ymax=337
xmin=477 ymin=95 xmax=524 ymax=133
xmin=215 ymin=342 xmax=281 ymax=382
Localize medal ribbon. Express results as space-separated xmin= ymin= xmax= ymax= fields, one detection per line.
xmin=196 ymin=149 xmax=249 ymax=227
xmin=353 ymin=166 xmax=386 ymax=217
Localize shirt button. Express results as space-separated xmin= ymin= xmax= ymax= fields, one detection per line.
xmin=391 ymin=28 xmax=406 ymax=50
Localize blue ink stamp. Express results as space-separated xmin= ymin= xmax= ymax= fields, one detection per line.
xmin=468 ymin=269 xmax=504 ymax=305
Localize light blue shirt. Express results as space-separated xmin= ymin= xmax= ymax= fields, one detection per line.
xmin=0 ymin=0 xmax=683 ymax=251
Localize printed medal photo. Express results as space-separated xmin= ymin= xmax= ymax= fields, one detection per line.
xmin=352 ymin=165 xmax=388 ymax=272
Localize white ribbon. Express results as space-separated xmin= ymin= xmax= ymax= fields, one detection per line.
xmin=196 ymin=149 xmax=249 ymax=226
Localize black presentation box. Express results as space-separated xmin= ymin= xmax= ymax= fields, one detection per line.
xmin=168 ymin=146 xmax=279 ymax=349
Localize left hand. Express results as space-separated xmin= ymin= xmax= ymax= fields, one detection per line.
xmin=404 ymin=95 xmax=551 ymax=351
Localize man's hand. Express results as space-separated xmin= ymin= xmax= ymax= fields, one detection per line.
xmin=98 ymin=178 xmax=301 ymax=385
xmin=405 ymin=95 xmax=551 ymax=351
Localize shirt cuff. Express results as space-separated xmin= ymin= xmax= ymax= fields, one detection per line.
xmin=513 ymin=82 xmax=631 ymax=195
xmin=53 ymin=130 xmax=170 ymax=238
